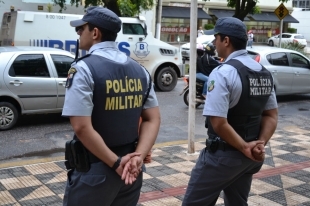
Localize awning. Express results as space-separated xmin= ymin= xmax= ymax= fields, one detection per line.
xmin=249 ymin=12 xmax=299 ymax=23
xmin=283 ymin=14 xmax=299 ymax=23
xmin=162 ymin=6 xmax=212 ymax=19
xmin=209 ymin=9 xmax=250 ymax=21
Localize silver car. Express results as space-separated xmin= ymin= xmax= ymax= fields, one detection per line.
xmin=247 ymin=46 xmax=310 ymax=96
xmin=0 ymin=46 xmax=75 ymax=130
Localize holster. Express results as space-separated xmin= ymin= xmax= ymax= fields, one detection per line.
xmin=65 ymin=140 xmax=90 ymax=172
xmin=206 ymin=138 xmax=219 ymax=153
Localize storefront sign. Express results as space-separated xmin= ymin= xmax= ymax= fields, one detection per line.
xmin=251 ymin=29 xmax=278 ymax=35
xmin=161 ymin=27 xmax=190 ymax=33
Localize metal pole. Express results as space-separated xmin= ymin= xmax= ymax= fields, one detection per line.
xmin=188 ymin=0 xmax=198 ymax=154
xmin=279 ymin=19 xmax=283 ymax=48
xmin=155 ymin=0 xmax=162 ymax=39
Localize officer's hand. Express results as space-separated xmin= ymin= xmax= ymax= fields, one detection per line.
xmin=252 ymin=143 xmax=265 ymax=162
xmin=122 ymin=156 xmax=143 ymax=185
xmin=242 ymin=140 xmax=265 ymax=161
xmin=115 ymin=152 xmax=141 ymax=178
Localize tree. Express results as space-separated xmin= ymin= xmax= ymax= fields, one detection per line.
xmin=204 ymin=0 xmax=290 ymax=21
xmin=52 ymin=0 xmax=154 ymax=17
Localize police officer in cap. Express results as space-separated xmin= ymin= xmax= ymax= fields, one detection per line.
xmin=182 ymin=17 xmax=278 ymax=205
xmin=62 ymin=6 xmax=160 ymax=206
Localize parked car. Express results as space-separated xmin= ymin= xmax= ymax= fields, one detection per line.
xmin=181 ymin=35 xmax=215 ymax=60
xmin=0 ymin=46 xmax=75 ymax=130
xmin=247 ymin=46 xmax=310 ymax=95
xmin=267 ymin=33 xmax=307 ymax=48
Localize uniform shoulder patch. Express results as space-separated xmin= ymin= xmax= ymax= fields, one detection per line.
xmin=65 ymin=67 xmax=77 ymax=88
xmin=208 ymin=80 xmax=215 ymax=92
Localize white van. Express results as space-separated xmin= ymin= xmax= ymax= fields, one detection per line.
xmin=0 ymin=11 xmax=185 ymax=91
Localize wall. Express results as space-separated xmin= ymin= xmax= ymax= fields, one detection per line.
xmin=291 ymin=8 xmax=310 ymax=42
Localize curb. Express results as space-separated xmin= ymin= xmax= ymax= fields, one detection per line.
xmin=0 ymin=138 xmax=205 ymax=169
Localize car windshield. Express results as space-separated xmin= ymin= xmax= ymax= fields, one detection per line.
xmin=294 ymin=35 xmax=305 ymax=39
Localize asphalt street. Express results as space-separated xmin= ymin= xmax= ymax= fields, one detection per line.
xmin=1 ymin=41 xmax=310 ymax=166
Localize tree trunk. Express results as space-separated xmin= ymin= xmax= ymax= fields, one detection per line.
xmin=106 ymin=0 xmax=121 ymax=16
xmin=233 ymin=0 xmax=256 ymax=21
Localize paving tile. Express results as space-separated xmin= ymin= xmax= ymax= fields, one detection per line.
xmin=0 ymin=127 xmax=310 ymax=205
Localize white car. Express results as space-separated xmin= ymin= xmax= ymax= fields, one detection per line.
xmin=267 ymin=33 xmax=307 ymax=48
xmin=181 ymin=35 xmax=215 ymax=60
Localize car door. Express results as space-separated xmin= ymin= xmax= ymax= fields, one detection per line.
xmin=266 ymin=52 xmax=294 ymax=95
xmin=289 ymin=52 xmax=310 ymax=93
xmin=4 ymin=53 xmax=58 ymax=111
xmin=49 ymin=54 xmax=75 ymax=108
xmin=281 ymin=34 xmax=292 ymax=45
xmin=273 ymin=35 xmax=280 ymax=46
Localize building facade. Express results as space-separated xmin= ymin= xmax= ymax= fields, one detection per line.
xmin=159 ymin=0 xmax=298 ymax=44
xmin=293 ymin=0 xmax=310 ymax=8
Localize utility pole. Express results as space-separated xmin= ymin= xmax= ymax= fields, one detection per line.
xmin=188 ymin=0 xmax=197 ymax=154
xmin=155 ymin=0 xmax=162 ymax=39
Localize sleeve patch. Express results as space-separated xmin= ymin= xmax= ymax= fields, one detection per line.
xmin=208 ymin=80 xmax=215 ymax=92
xmin=65 ymin=67 xmax=77 ymax=88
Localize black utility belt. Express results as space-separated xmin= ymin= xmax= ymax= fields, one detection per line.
xmin=64 ymin=139 xmax=137 ymax=172
xmin=206 ymin=138 xmax=236 ymax=153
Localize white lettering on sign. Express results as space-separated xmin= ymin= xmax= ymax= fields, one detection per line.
xmin=249 ymin=77 xmax=272 ymax=96
xmin=46 ymin=15 xmax=66 ymax=20
xmin=161 ymin=27 xmax=190 ymax=33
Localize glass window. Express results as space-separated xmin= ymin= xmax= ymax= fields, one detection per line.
xmin=266 ymin=53 xmax=289 ymax=66
xmin=122 ymin=23 xmax=144 ymax=35
xmin=293 ymin=35 xmax=305 ymax=39
xmin=291 ymin=53 xmax=310 ymax=68
xmin=9 ymin=54 xmax=50 ymax=77
xmin=51 ymin=55 xmax=74 ymax=78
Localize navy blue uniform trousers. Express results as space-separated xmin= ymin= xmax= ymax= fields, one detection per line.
xmin=63 ymin=161 xmax=142 ymax=206
xmin=182 ymin=147 xmax=263 ymax=206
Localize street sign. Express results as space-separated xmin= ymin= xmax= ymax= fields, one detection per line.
xmin=274 ymin=3 xmax=289 ymax=20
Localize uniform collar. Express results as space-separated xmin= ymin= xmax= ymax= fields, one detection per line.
xmin=89 ymin=41 xmax=118 ymax=53
xmin=224 ymin=49 xmax=247 ymax=62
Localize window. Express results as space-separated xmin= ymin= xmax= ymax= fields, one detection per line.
xmin=51 ymin=55 xmax=74 ymax=78
xmin=282 ymin=34 xmax=291 ymax=38
xmin=122 ymin=23 xmax=144 ymax=35
xmin=266 ymin=53 xmax=289 ymax=66
xmin=291 ymin=53 xmax=310 ymax=68
xmin=9 ymin=54 xmax=50 ymax=77
xmin=293 ymin=35 xmax=305 ymax=39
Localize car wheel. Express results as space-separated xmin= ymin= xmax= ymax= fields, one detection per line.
xmin=155 ymin=66 xmax=178 ymax=91
xmin=0 ymin=102 xmax=19 ymax=131
xmin=269 ymin=40 xmax=274 ymax=47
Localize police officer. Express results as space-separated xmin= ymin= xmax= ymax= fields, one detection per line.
xmin=62 ymin=7 xmax=160 ymax=206
xmin=182 ymin=17 xmax=278 ymax=206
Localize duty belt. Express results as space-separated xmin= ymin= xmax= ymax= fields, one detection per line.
xmin=206 ymin=137 xmax=236 ymax=153
xmin=87 ymin=141 xmax=137 ymax=163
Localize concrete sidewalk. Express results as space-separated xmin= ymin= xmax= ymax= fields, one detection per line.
xmin=1 ymin=125 xmax=310 ymax=205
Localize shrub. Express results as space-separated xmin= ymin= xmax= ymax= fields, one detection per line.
xmin=287 ymin=28 xmax=297 ymax=33
xmin=280 ymin=41 xmax=307 ymax=56
xmin=204 ymin=24 xmax=214 ymax=30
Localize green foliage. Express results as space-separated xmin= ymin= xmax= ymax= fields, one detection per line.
xmin=204 ymin=24 xmax=214 ymax=30
xmin=46 ymin=3 xmax=53 ymax=12
xmin=287 ymin=27 xmax=297 ymax=33
xmin=281 ymin=42 xmax=307 ymax=56
xmin=52 ymin=0 xmax=154 ymax=16
xmin=118 ymin=0 xmax=154 ymax=17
